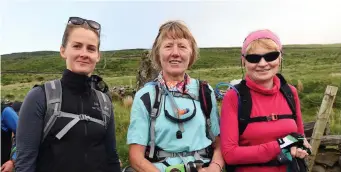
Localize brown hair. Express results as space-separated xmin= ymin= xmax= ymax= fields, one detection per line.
xmin=61 ymin=23 xmax=100 ymax=49
xmin=150 ymin=20 xmax=199 ymax=70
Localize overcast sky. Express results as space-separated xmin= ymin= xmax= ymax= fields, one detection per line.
xmin=1 ymin=0 xmax=341 ymax=55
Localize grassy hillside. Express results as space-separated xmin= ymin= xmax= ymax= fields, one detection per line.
xmin=1 ymin=45 xmax=341 ymax=166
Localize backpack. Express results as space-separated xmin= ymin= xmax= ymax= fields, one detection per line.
xmin=237 ymin=73 xmax=296 ymax=135
xmin=224 ymin=73 xmax=305 ymax=171
xmin=140 ymin=79 xmax=215 ymax=161
xmin=41 ymin=79 xmax=112 ymax=142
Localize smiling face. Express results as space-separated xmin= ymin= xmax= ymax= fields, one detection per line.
xmin=159 ymin=38 xmax=192 ymax=78
xmin=150 ymin=21 xmax=198 ymax=80
xmin=243 ymin=39 xmax=281 ymax=84
xmin=60 ymin=27 xmax=100 ymax=76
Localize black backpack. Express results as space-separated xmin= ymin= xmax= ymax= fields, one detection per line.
xmin=237 ymin=73 xmax=296 ymax=136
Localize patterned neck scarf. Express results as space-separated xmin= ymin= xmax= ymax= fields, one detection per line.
xmin=156 ymin=71 xmax=191 ymax=94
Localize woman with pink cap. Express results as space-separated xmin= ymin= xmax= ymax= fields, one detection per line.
xmin=220 ymin=29 xmax=312 ymax=172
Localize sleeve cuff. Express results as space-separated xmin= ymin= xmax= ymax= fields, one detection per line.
xmin=127 ymin=138 xmax=148 ymax=146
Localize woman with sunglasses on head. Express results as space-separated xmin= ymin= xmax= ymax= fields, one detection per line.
xmin=220 ymin=29 xmax=312 ymax=172
xmin=125 ymin=20 xmax=224 ymax=172
xmin=15 ymin=17 xmax=121 ymax=172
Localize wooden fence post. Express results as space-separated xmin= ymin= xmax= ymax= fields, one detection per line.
xmin=308 ymin=85 xmax=338 ymax=171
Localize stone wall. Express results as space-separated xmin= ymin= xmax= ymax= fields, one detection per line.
xmin=135 ymin=50 xmax=159 ymax=90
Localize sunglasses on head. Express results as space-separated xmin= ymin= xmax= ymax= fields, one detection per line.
xmin=68 ymin=17 xmax=101 ymax=31
xmin=243 ymin=51 xmax=280 ymax=63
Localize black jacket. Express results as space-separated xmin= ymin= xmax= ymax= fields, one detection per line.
xmin=15 ymin=69 xmax=121 ymax=172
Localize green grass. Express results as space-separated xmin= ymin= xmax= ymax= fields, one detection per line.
xmin=113 ymin=102 xmax=131 ymax=166
xmin=1 ymin=44 xmax=341 ymax=167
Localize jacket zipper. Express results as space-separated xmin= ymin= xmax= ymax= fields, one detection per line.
xmin=80 ymin=95 xmax=88 ymax=166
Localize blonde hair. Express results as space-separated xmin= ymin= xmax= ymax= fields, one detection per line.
xmin=246 ymin=38 xmax=279 ymax=54
xmin=150 ymin=20 xmax=199 ymax=70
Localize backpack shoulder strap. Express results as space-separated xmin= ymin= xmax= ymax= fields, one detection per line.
xmin=198 ymin=80 xmax=213 ymax=119
xmin=198 ymin=80 xmax=215 ymax=141
xmin=94 ymin=89 xmax=112 ymax=129
xmin=277 ymin=73 xmax=297 ymax=120
xmin=140 ymin=83 xmax=162 ymax=117
xmin=139 ymin=83 xmax=163 ymax=159
xmin=236 ymin=80 xmax=252 ymax=135
xmin=42 ymin=79 xmax=62 ymax=142
xmin=52 ymin=89 xmax=110 ymax=140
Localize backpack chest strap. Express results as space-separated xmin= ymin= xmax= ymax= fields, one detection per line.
xmin=171 ymin=92 xmax=199 ymax=101
xmin=247 ymin=114 xmax=294 ymax=123
xmin=55 ymin=112 xmax=105 ymax=140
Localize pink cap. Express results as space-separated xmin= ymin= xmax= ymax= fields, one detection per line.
xmin=241 ymin=29 xmax=282 ymax=56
